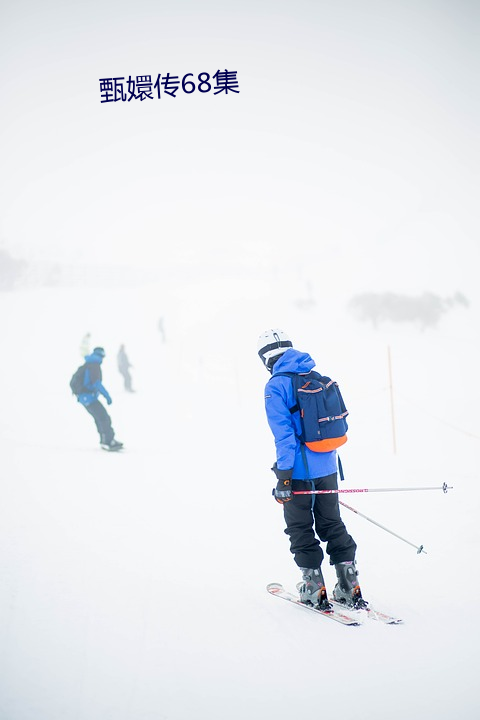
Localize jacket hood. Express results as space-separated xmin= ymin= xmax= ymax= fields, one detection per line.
xmin=271 ymin=348 xmax=315 ymax=375
xmin=85 ymin=352 xmax=103 ymax=364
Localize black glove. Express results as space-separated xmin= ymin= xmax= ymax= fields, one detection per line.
xmin=271 ymin=464 xmax=293 ymax=504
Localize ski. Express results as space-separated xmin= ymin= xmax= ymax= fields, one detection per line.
xmin=328 ymin=598 xmax=403 ymax=625
xmin=267 ymin=583 xmax=361 ymax=626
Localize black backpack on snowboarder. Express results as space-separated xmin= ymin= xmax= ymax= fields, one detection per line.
xmin=70 ymin=364 xmax=88 ymax=395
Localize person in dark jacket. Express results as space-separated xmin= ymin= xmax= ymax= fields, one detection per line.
xmin=117 ymin=344 xmax=134 ymax=392
xmin=77 ymin=347 xmax=123 ymax=451
xmin=258 ymin=328 xmax=366 ymax=610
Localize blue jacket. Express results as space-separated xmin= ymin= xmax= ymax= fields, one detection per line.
xmin=264 ymin=348 xmax=337 ymax=480
xmin=77 ymin=351 xmax=112 ymax=407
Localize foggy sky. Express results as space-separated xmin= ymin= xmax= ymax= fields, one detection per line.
xmin=0 ymin=1 xmax=479 ymax=295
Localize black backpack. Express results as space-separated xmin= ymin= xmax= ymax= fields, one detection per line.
xmin=70 ymin=364 xmax=87 ymax=395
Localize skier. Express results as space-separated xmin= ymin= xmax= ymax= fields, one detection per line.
xmin=75 ymin=346 xmax=123 ymax=451
xmin=158 ymin=316 xmax=166 ymax=343
xmin=117 ymin=344 xmax=134 ymax=392
xmin=258 ymin=329 xmax=366 ymax=610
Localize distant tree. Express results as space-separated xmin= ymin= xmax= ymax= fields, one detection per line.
xmin=0 ymin=248 xmax=27 ymax=291
xmin=348 ymin=291 xmax=469 ymax=330
xmin=448 ymin=291 xmax=469 ymax=309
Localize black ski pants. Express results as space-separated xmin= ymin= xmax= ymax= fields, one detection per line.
xmin=283 ymin=472 xmax=356 ymax=569
xmin=83 ymin=400 xmax=114 ymax=444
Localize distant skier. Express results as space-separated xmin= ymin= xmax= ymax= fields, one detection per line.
xmin=80 ymin=332 xmax=91 ymax=358
xmin=117 ymin=344 xmax=134 ymax=392
xmin=71 ymin=346 xmax=123 ymax=451
xmin=258 ymin=328 xmax=366 ymax=610
xmin=158 ymin=316 xmax=166 ymax=343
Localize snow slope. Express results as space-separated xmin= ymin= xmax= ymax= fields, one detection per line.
xmin=0 ymin=276 xmax=479 ymax=720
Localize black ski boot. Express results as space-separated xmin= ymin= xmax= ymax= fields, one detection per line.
xmin=297 ymin=568 xmax=332 ymax=611
xmin=101 ymin=439 xmax=124 ymax=452
xmin=333 ymin=561 xmax=368 ymax=609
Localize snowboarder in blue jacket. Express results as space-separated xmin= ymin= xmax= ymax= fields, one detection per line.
xmin=258 ymin=329 xmax=366 ymax=610
xmin=76 ymin=347 xmax=123 ymax=451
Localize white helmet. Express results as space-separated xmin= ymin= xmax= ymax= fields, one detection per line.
xmin=257 ymin=328 xmax=293 ymax=370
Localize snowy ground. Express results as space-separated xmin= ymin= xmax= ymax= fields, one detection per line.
xmin=1 ymin=276 xmax=479 ymax=720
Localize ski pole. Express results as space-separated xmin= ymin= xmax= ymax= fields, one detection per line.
xmin=338 ymin=499 xmax=427 ymax=554
xmin=292 ymin=482 xmax=452 ymax=496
